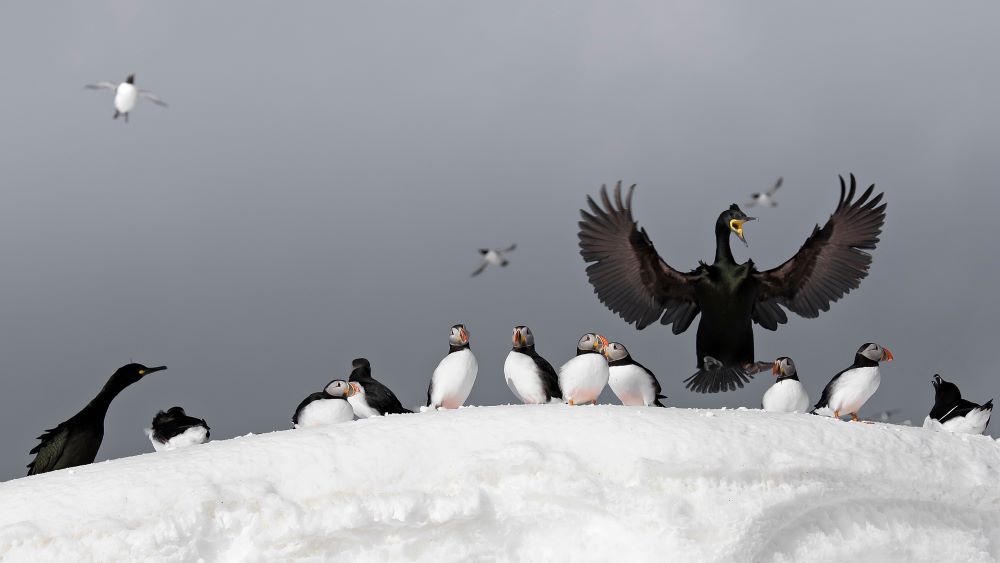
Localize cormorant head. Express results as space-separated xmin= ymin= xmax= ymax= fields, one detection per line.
xmin=112 ymin=363 xmax=167 ymax=388
xmin=324 ymin=379 xmax=352 ymax=398
xmin=604 ymin=342 xmax=630 ymax=362
xmin=449 ymin=324 xmax=470 ymax=347
xmin=772 ymin=357 xmax=797 ymax=379
xmin=125 ymin=74 xmax=135 ymax=84
xmin=512 ymin=325 xmax=534 ymax=350
xmin=718 ymin=204 xmax=755 ymax=247
xmin=931 ymin=374 xmax=961 ymax=405
xmin=857 ymin=343 xmax=893 ymax=364
xmin=577 ymin=333 xmax=608 ymax=356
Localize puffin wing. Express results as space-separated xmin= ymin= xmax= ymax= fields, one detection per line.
xmin=27 ymin=423 xmax=70 ymax=475
xmin=937 ymin=399 xmax=992 ymax=424
xmin=578 ymin=182 xmax=700 ymax=332
xmin=293 ymin=392 xmax=327 ymax=426
xmin=366 ymin=378 xmax=412 ymax=414
xmin=528 ymin=351 xmax=562 ymax=401
xmin=753 ymin=174 xmax=886 ymax=329
xmin=811 ymin=368 xmax=848 ymax=412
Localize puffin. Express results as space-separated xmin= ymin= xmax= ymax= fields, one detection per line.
xmin=605 ymin=342 xmax=666 ymax=407
xmin=923 ymin=374 xmax=993 ymax=435
xmin=347 ymin=358 xmax=412 ymax=416
xmin=146 ymin=406 xmax=210 ymax=451
xmin=84 ymin=74 xmax=167 ymax=122
xmin=578 ymin=175 xmax=887 ymax=393
xmin=504 ymin=325 xmax=562 ymax=404
xmin=558 ymin=333 xmax=610 ymax=405
xmin=292 ymin=380 xmax=356 ymax=428
xmin=471 ymin=244 xmax=516 ymax=277
xmin=746 ymin=177 xmax=784 ymax=208
xmin=27 ymin=363 xmax=167 ymax=475
xmin=426 ymin=324 xmax=479 ymax=409
xmin=761 ymin=357 xmax=810 ymax=413
xmin=811 ymin=343 xmax=893 ymax=421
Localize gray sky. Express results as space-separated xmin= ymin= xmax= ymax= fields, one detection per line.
xmin=1 ymin=1 xmax=998 ymax=480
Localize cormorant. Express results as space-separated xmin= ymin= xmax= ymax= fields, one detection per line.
xmin=27 ymin=363 xmax=167 ymax=475
xmin=578 ymin=174 xmax=886 ymax=393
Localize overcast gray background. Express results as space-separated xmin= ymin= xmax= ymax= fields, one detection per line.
xmin=0 ymin=1 xmax=997 ymax=480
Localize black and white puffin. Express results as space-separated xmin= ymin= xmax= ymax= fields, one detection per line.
xmin=426 ymin=324 xmax=478 ymax=409
xmin=761 ymin=357 xmax=809 ymax=413
xmin=578 ymin=175 xmax=887 ymax=393
xmin=923 ymin=374 xmax=993 ymax=435
xmin=347 ymin=358 xmax=412 ymax=416
xmin=27 ymin=363 xmax=167 ymax=475
xmin=558 ymin=333 xmax=610 ymax=405
xmin=292 ymin=380 xmax=355 ymax=428
xmin=811 ymin=343 xmax=893 ymax=421
xmin=146 ymin=406 xmax=210 ymax=451
xmin=605 ymin=342 xmax=666 ymax=407
xmin=503 ymin=325 xmax=562 ymax=404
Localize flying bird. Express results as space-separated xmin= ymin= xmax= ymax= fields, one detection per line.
xmin=85 ymin=74 xmax=167 ymax=122
xmin=578 ymin=174 xmax=887 ymax=393
xmin=746 ymin=177 xmax=783 ymax=208
xmin=471 ymin=244 xmax=516 ymax=277
xmin=27 ymin=363 xmax=167 ymax=475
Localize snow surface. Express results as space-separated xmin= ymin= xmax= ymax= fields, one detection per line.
xmin=1 ymin=405 xmax=999 ymax=562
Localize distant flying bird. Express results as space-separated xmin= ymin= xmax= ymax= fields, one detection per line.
xmin=578 ymin=174 xmax=887 ymax=394
xmin=746 ymin=177 xmax=783 ymax=208
xmin=145 ymin=407 xmax=209 ymax=452
xmin=923 ymin=374 xmax=993 ymax=435
xmin=27 ymin=363 xmax=167 ymax=475
xmin=85 ymin=74 xmax=167 ymax=122
xmin=471 ymin=244 xmax=516 ymax=277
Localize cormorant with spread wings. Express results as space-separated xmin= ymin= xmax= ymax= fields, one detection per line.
xmin=578 ymin=174 xmax=886 ymax=393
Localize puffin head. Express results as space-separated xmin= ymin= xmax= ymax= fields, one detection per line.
xmin=512 ymin=325 xmax=534 ymax=350
xmin=577 ymin=333 xmax=608 ymax=356
xmin=858 ymin=343 xmax=893 ymax=364
xmin=604 ymin=342 xmax=629 ymax=362
xmin=449 ymin=324 xmax=470 ymax=348
xmin=718 ymin=204 xmax=755 ymax=247
xmin=771 ymin=357 xmax=797 ymax=379
xmin=324 ymin=379 xmax=352 ymax=398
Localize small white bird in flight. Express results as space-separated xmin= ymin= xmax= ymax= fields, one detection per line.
xmin=746 ymin=177 xmax=783 ymax=208
xmin=471 ymin=244 xmax=516 ymax=277
xmin=85 ymin=74 xmax=167 ymax=122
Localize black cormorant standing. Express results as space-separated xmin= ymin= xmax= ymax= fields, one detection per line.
xmin=27 ymin=363 xmax=167 ymax=475
xmin=578 ymin=174 xmax=886 ymax=393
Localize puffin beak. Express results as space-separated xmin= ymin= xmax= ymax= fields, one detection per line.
xmin=512 ymin=329 xmax=520 ymax=346
xmin=347 ymin=383 xmax=359 ymax=397
xmin=881 ymin=347 xmax=893 ymax=362
xmin=460 ymin=327 xmax=469 ymax=344
xmin=595 ymin=335 xmax=609 ymax=356
xmin=771 ymin=361 xmax=781 ymax=376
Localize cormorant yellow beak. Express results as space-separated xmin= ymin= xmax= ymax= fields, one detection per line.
xmin=730 ymin=218 xmax=755 ymax=247
xmin=139 ymin=366 xmax=167 ymax=376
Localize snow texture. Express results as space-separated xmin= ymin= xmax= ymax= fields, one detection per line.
xmin=1 ymin=405 xmax=999 ymax=562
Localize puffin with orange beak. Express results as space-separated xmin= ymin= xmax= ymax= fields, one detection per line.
xmin=811 ymin=343 xmax=893 ymax=421
xmin=761 ymin=357 xmax=810 ymax=413
xmin=426 ymin=324 xmax=479 ymax=409
xmin=557 ymin=333 xmax=610 ymax=405
xmin=504 ymin=325 xmax=562 ymax=404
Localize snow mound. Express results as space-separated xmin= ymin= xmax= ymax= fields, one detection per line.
xmin=1 ymin=406 xmax=999 ymax=562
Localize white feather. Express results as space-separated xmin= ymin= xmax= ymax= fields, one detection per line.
xmin=294 ymin=398 xmax=355 ymax=428
xmin=145 ymin=425 xmax=209 ymax=452
xmin=504 ymin=351 xmax=557 ymax=404
xmin=762 ymin=379 xmax=810 ymax=413
xmin=923 ymin=406 xmax=992 ymax=435
xmin=608 ymin=365 xmax=658 ymax=406
xmin=558 ymin=354 xmax=609 ymax=405
xmin=816 ymin=366 xmax=880 ymax=417
xmin=429 ymin=348 xmax=478 ymax=409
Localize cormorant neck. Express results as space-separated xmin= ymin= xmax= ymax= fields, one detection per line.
xmin=86 ymin=376 xmax=131 ymax=417
xmin=714 ymin=222 xmax=735 ymax=265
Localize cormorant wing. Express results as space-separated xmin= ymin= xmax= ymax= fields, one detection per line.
xmin=578 ymin=181 xmax=700 ymax=332
xmin=753 ymin=174 xmax=886 ymax=329
xmin=27 ymin=423 xmax=70 ymax=475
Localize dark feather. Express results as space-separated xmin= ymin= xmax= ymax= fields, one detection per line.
xmin=523 ymin=348 xmax=562 ymax=401
xmin=151 ymin=407 xmax=209 ymax=443
xmin=578 ymin=182 xmax=700 ymax=330
xmin=754 ymin=174 xmax=887 ymax=321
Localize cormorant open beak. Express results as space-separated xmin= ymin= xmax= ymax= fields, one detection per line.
xmin=734 ymin=218 xmax=755 ymax=247
xmin=881 ymin=347 xmax=893 ymax=362
xmin=771 ymin=360 xmax=781 ymax=376
xmin=140 ymin=366 xmax=167 ymax=376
